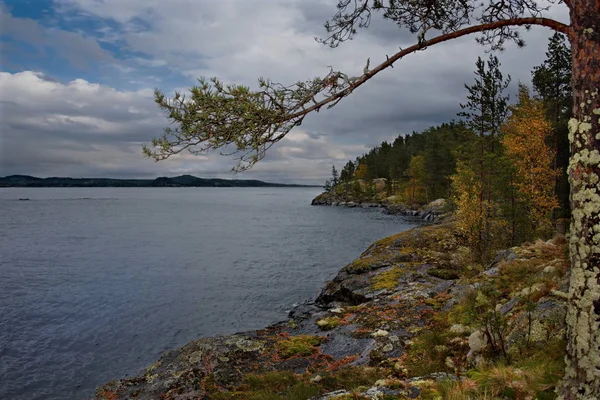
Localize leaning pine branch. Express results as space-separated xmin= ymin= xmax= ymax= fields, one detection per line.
xmin=144 ymin=17 xmax=570 ymax=171
xmin=285 ymin=17 xmax=570 ymax=121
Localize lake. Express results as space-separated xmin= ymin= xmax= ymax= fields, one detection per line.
xmin=0 ymin=187 xmax=416 ymax=400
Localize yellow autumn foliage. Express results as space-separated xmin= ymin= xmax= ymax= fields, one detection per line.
xmin=354 ymin=163 xmax=369 ymax=180
xmin=501 ymin=86 xmax=558 ymax=236
xmin=451 ymin=161 xmax=508 ymax=263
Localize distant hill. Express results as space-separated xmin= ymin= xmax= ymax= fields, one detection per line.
xmin=0 ymin=175 xmax=318 ymax=188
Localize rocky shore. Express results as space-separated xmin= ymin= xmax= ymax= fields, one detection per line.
xmin=311 ymin=194 xmax=448 ymax=223
xmin=94 ymin=220 xmax=569 ymax=399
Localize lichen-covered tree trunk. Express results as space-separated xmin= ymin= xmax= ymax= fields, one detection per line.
xmin=563 ymin=1 xmax=600 ymax=397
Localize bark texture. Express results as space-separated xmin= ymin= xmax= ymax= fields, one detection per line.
xmin=563 ymin=0 xmax=600 ymax=397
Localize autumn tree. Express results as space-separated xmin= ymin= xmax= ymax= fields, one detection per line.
xmin=354 ymin=162 xmax=369 ymax=180
xmin=502 ymin=85 xmax=559 ymax=237
xmin=452 ymin=161 xmax=508 ymax=262
xmin=145 ymin=1 xmax=600 ymax=396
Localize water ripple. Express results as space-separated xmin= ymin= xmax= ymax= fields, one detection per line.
xmin=0 ymin=187 xmax=415 ymax=400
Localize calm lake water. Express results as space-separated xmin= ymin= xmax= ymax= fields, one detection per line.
xmin=0 ymin=187 xmax=416 ymax=400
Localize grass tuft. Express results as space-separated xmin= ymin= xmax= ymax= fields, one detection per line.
xmin=275 ymin=335 xmax=326 ymax=359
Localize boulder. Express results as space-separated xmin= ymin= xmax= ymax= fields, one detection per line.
xmin=468 ymin=330 xmax=488 ymax=353
xmin=421 ymin=198 xmax=446 ymax=215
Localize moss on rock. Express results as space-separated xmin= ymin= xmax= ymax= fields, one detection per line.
xmin=275 ymin=335 xmax=327 ymax=359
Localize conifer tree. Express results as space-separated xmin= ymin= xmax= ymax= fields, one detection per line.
xmin=331 ymin=165 xmax=339 ymax=186
xmin=458 ymin=55 xmax=511 ymax=151
xmin=407 ymin=155 xmax=427 ymax=204
xmin=339 ymin=160 xmax=355 ymax=182
xmin=454 ymin=55 xmax=511 ymax=261
xmin=532 ymin=33 xmax=573 ymax=218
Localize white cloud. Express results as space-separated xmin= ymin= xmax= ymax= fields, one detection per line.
xmin=0 ymin=71 xmax=356 ymax=183
xmin=0 ymin=0 xmax=571 ymax=182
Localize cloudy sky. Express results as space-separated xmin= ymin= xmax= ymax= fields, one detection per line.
xmin=0 ymin=0 xmax=569 ymax=184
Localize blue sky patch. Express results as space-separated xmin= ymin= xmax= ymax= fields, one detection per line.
xmin=0 ymin=0 xmax=191 ymax=89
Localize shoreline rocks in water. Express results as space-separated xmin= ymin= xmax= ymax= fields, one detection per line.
xmin=311 ymin=192 xmax=448 ymax=223
xmin=94 ymin=221 xmax=569 ymax=399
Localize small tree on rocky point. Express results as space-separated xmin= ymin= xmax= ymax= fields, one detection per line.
xmin=144 ymin=1 xmax=600 ymax=397
xmin=331 ymin=165 xmax=339 ymax=186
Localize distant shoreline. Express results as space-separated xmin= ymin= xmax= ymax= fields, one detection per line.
xmin=0 ymin=175 xmax=321 ymax=188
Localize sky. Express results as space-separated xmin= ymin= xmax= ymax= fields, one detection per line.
xmin=0 ymin=0 xmax=570 ymax=184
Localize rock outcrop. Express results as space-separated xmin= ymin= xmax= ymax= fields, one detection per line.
xmin=312 ymin=186 xmax=449 ymax=223
xmin=94 ymin=224 xmax=570 ymax=400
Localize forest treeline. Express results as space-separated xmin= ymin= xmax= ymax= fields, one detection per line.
xmin=326 ymin=33 xmax=572 ymax=263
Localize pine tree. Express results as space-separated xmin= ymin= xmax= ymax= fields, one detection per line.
xmin=455 ymin=55 xmax=511 ymax=261
xmin=458 ymin=55 xmax=511 ymax=151
xmin=407 ymin=155 xmax=427 ymax=205
xmin=339 ymin=161 xmax=355 ymax=182
xmin=532 ymin=33 xmax=572 ymax=219
xmin=457 ymin=55 xmax=511 ymax=201
xmin=331 ymin=165 xmax=339 ymax=186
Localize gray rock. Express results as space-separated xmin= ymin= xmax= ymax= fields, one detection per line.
xmin=421 ymin=198 xmax=446 ymax=215
xmin=520 ymin=283 xmax=545 ymax=297
xmin=543 ymin=265 xmax=557 ymax=274
xmin=505 ymin=299 xmax=567 ymax=353
xmin=288 ymin=301 xmax=319 ymax=319
xmin=490 ymin=249 xmax=518 ymax=268
xmin=320 ymin=333 xmax=373 ymax=360
xmin=364 ymin=387 xmax=384 ymax=397
xmin=351 ymin=338 xmax=377 ymax=366
xmin=483 ymin=266 xmax=500 ymax=277
xmin=314 ymin=389 xmax=349 ymax=399
xmin=450 ymin=324 xmax=471 ymax=335
xmin=372 ymin=329 xmax=389 ymax=337
xmin=409 ymin=372 xmax=457 ymax=382
xmin=500 ymin=297 xmax=519 ymax=315
xmin=468 ymin=330 xmax=488 ymax=353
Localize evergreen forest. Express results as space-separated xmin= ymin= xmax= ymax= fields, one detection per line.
xmin=325 ymin=33 xmax=572 ymax=263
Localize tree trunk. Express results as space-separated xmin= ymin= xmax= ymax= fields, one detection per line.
xmin=562 ymin=1 xmax=600 ymax=397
